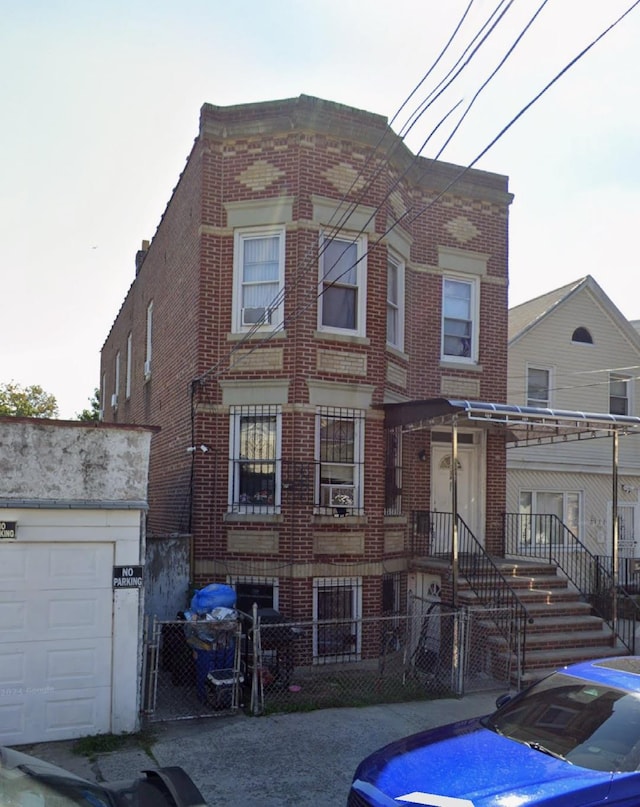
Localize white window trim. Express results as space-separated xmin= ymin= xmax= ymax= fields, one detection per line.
xmin=227 ymin=405 xmax=282 ymax=513
xmin=232 ymin=226 xmax=285 ymax=333
xmin=144 ymin=301 xmax=153 ymax=381
xmin=526 ymin=364 xmax=553 ymax=408
xmin=100 ymin=372 xmax=106 ymax=421
xmin=312 ymin=577 xmax=362 ymax=663
xmin=440 ymin=273 xmax=479 ymax=364
xmin=125 ymin=333 xmax=132 ymax=400
xmin=610 ymin=372 xmax=632 ymax=416
xmin=519 ymin=489 xmax=582 ymax=542
xmin=318 ymin=232 xmax=367 ymax=337
xmin=112 ymin=351 xmax=120 ymax=409
xmin=386 ymin=251 xmax=405 ymax=351
xmin=226 ymin=576 xmax=280 ymax=612
xmin=315 ymin=407 xmax=365 ymax=513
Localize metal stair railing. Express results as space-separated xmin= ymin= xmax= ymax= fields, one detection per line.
xmin=412 ymin=511 xmax=532 ymax=687
xmin=504 ymin=513 xmax=638 ymax=653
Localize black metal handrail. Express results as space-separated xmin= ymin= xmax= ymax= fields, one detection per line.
xmin=412 ymin=511 xmax=531 ymax=686
xmin=504 ymin=513 xmax=638 ymax=653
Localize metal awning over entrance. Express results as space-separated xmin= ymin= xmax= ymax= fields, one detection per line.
xmin=381 ymin=397 xmax=640 ymax=607
xmin=382 ymin=397 xmax=640 ymax=444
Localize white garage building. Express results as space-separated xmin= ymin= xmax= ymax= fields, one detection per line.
xmin=0 ymin=417 xmax=154 ymax=746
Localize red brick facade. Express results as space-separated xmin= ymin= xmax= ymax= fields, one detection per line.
xmin=101 ymin=95 xmax=512 ymax=622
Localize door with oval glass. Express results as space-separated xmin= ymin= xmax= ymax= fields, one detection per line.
xmin=430 ymin=433 xmax=483 ymax=553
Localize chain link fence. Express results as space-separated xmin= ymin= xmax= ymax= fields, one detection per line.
xmin=142 ymin=601 xmax=513 ymax=722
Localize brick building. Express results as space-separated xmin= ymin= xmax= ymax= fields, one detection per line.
xmin=100 ymin=95 xmax=512 ymax=658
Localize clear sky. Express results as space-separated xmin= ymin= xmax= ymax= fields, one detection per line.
xmin=2 ymin=0 xmax=639 ymax=418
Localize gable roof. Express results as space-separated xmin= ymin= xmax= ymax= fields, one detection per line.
xmin=508 ymin=275 xmax=640 ymax=351
xmin=508 ymin=277 xmax=587 ymax=342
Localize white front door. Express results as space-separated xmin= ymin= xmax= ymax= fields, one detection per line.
xmin=431 ymin=437 xmax=483 ymax=548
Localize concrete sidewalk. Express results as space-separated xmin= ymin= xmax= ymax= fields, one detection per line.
xmin=18 ymin=690 xmax=502 ymax=805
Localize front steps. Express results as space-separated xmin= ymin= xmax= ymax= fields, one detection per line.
xmin=458 ymin=559 xmax=628 ymax=687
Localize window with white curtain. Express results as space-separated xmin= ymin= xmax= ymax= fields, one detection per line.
xmin=386 ymin=253 xmax=404 ymax=350
xmin=519 ymin=490 xmax=581 ymax=544
xmin=441 ymin=275 xmax=478 ymax=362
xmin=319 ymin=234 xmax=366 ymax=335
xmin=233 ymin=227 xmax=285 ymax=332
xmin=228 ymin=405 xmax=281 ymax=513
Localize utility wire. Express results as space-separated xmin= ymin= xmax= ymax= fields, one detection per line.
xmin=195 ymin=0 xmax=523 ymax=385
xmin=196 ymin=1 xmax=640 ymax=386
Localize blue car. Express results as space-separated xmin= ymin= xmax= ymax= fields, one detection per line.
xmin=348 ymin=656 xmax=640 ymax=807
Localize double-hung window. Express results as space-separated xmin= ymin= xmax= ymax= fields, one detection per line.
xmin=386 ymin=253 xmax=404 ymax=350
xmin=441 ymin=275 xmax=478 ymax=362
xmin=233 ymin=227 xmax=284 ymax=331
xmin=112 ymin=351 xmax=120 ymax=409
xmin=316 ymin=407 xmax=364 ymax=514
xmin=610 ymin=373 xmax=630 ymax=415
xmin=229 ymin=405 xmax=281 ymax=513
xmin=144 ymin=301 xmax=153 ymax=381
xmin=527 ymin=367 xmax=551 ymax=408
xmin=319 ymin=234 xmax=366 ymax=335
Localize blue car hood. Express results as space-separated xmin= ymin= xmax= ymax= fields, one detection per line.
xmin=352 ymin=717 xmax=613 ymax=807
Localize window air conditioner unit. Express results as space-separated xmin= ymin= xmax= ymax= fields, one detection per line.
xmin=242 ymin=307 xmax=272 ymax=326
xmin=143 ymin=359 xmax=152 ymax=380
xmin=110 ymin=393 xmax=118 ymax=408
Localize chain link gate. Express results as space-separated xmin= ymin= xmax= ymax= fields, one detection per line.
xmin=141 ymin=604 xmax=513 ymax=721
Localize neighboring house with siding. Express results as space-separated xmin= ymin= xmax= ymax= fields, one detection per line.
xmin=507 ymin=275 xmax=640 ymax=574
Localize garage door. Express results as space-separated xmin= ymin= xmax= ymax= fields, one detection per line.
xmin=0 ymin=542 xmax=114 ymax=745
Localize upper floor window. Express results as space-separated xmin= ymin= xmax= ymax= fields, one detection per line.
xmin=319 ymin=234 xmax=367 ymax=336
xmin=228 ymin=405 xmax=281 ymax=513
xmin=144 ymin=301 xmax=153 ymax=381
xmin=233 ymin=228 xmax=284 ymax=332
xmin=527 ymin=367 xmax=551 ymax=408
xmin=572 ymin=327 xmax=593 ymax=344
xmin=386 ymin=254 xmax=405 ymax=350
xmin=112 ymin=351 xmax=120 ymax=409
xmin=610 ymin=373 xmax=630 ymax=415
xmin=316 ymin=407 xmax=365 ymax=514
xmin=441 ymin=275 xmax=478 ymax=362
xmin=125 ymin=333 xmax=132 ymax=400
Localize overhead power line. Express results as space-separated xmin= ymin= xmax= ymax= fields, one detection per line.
xmin=195 ymin=0 xmax=640 ymax=387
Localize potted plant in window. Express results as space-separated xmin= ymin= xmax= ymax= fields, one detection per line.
xmin=333 ymin=492 xmax=353 ymax=517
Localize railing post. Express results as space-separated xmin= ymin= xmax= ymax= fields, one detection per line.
xmin=611 ymin=430 xmax=619 ymax=639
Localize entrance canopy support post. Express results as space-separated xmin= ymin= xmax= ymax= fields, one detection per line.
xmin=611 ymin=430 xmax=619 ymax=638
xmin=451 ymin=416 xmax=459 ymax=608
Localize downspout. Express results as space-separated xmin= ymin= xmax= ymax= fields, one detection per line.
xmin=611 ymin=429 xmax=619 ymax=638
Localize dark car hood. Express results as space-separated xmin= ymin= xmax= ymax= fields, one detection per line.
xmin=352 ymin=717 xmax=614 ymax=807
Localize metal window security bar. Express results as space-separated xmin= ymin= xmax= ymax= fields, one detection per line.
xmin=318 ymin=407 xmax=364 ymax=515
xmin=384 ymin=425 xmax=402 ymax=515
xmin=229 ymin=404 xmax=280 ymax=514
